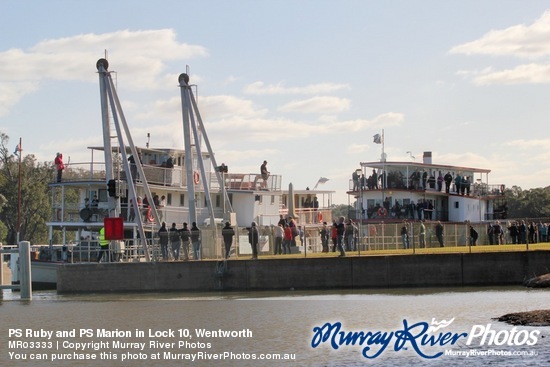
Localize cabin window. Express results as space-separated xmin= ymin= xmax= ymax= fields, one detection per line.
xmin=180 ymin=194 xmax=185 ymax=206
xmin=271 ymin=195 xmax=275 ymax=205
xmin=215 ymin=194 xmax=221 ymax=208
xmin=98 ymin=189 xmax=108 ymax=202
xmin=167 ymin=193 xmax=172 ymax=206
xmin=454 ymin=201 xmax=459 ymax=209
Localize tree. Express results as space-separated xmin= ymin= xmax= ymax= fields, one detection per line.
xmin=0 ymin=133 xmax=53 ymax=244
xmin=505 ymin=185 xmax=550 ymax=218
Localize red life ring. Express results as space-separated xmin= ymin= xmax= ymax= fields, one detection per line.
xmin=146 ymin=207 xmax=155 ymax=222
xmin=193 ymin=171 xmax=200 ymax=185
xmin=377 ymin=207 xmax=387 ymax=217
xmin=317 ymin=211 xmax=323 ymax=222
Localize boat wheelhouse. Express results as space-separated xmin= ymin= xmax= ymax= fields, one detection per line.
xmin=348 ymin=151 xmax=507 ymax=223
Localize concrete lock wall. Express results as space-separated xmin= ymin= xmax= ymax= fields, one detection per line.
xmin=56 ymin=251 xmax=550 ymax=293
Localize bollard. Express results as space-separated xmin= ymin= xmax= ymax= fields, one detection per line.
xmin=19 ymin=241 xmax=32 ymax=300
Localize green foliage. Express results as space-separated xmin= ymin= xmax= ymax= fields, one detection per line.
xmin=0 ymin=133 xmax=54 ymax=244
xmin=505 ymin=185 xmax=550 ymax=218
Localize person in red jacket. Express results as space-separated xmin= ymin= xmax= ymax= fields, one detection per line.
xmin=331 ymin=221 xmax=338 ymax=252
xmin=55 ymin=152 xmax=65 ymax=182
xmin=283 ymin=224 xmax=293 ymax=254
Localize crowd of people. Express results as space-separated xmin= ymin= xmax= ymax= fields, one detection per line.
xmin=351 ymin=169 xmax=474 ymax=195
xmin=95 ymin=216 xmax=546 ymax=263
xmin=157 ymin=221 xmax=202 ymax=261
xmin=488 ymin=220 xmax=548 ymax=245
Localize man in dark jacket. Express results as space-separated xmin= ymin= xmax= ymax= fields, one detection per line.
xmin=169 ymin=222 xmax=180 ymax=260
xmin=435 ymin=221 xmax=444 ymax=247
xmin=179 ymin=222 xmax=191 ymax=260
xmin=444 ymin=172 xmax=453 ymax=193
xmin=336 ymin=216 xmax=346 ymax=257
xmin=158 ymin=222 xmax=169 ymax=261
xmin=222 ymin=222 xmax=235 ymax=259
xmin=190 ymin=222 xmax=201 ymax=260
xmin=248 ymin=222 xmax=259 ymax=259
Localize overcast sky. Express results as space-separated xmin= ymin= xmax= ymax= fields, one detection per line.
xmin=2 ymin=1 xmax=550 ymax=204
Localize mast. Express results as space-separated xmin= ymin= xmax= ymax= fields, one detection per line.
xmin=179 ymin=73 xmax=197 ymax=225
xmin=97 ymin=58 xmax=156 ymax=261
xmin=179 ymin=73 xmax=232 ymax=227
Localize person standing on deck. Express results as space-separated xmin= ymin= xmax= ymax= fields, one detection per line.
xmin=158 ymin=222 xmax=169 ymax=261
xmin=444 ymin=172 xmax=453 ymax=193
xmin=419 ymin=220 xmax=426 ymax=248
xmin=274 ymin=223 xmax=284 ymax=255
xmin=97 ymin=227 xmax=110 ymax=263
xmin=260 ymin=160 xmax=270 ymax=190
xmin=401 ymin=221 xmax=410 ymax=249
xmin=190 ymin=222 xmax=201 ymax=260
xmin=331 ymin=221 xmax=338 ymax=252
xmin=436 ymin=221 xmax=444 ymax=247
xmin=352 ymin=170 xmax=359 ymax=191
xmin=169 ymin=222 xmax=180 ymax=260
xmin=437 ymin=171 xmax=444 ymax=192
xmin=179 ymin=222 xmax=191 ymax=260
xmin=283 ymin=224 xmax=292 ymax=254
xmin=320 ymin=222 xmax=329 ymax=253
xmin=55 ymin=152 xmax=65 ymax=182
xmin=248 ymin=221 xmax=260 ymax=259
xmin=336 ymin=216 xmax=346 ymax=257
xmin=222 ymin=222 xmax=236 ymax=259
xmin=454 ymin=173 xmax=462 ymax=194
xmin=128 ymin=152 xmax=142 ymax=182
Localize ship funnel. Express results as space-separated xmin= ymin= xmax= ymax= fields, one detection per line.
xmin=423 ymin=151 xmax=432 ymax=165
xmin=288 ymin=182 xmax=297 ymax=219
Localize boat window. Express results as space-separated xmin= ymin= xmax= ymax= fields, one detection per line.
xmin=98 ymin=189 xmax=108 ymax=202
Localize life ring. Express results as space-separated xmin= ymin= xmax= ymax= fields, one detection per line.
xmin=146 ymin=207 xmax=155 ymax=222
xmin=193 ymin=171 xmax=200 ymax=185
xmin=317 ymin=211 xmax=323 ymax=222
xmin=377 ymin=207 xmax=387 ymax=217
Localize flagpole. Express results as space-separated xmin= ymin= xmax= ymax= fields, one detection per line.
xmin=17 ymin=137 xmax=22 ymax=244
xmin=382 ymin=129 xmax=385 ymax=162
xmin=382 ymin=129 xmax=386 ymax=189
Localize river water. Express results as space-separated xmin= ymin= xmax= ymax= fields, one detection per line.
xmin=0 ymin=287 xmax=548 ymax=366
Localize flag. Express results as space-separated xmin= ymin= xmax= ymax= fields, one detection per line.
xmin=14 ymin=143 xmax=22 ymax=156
xmin=313 ymin=177 xmax=329 ymax=190
xmin=373 ymin=133 xmax=382 ymax=144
